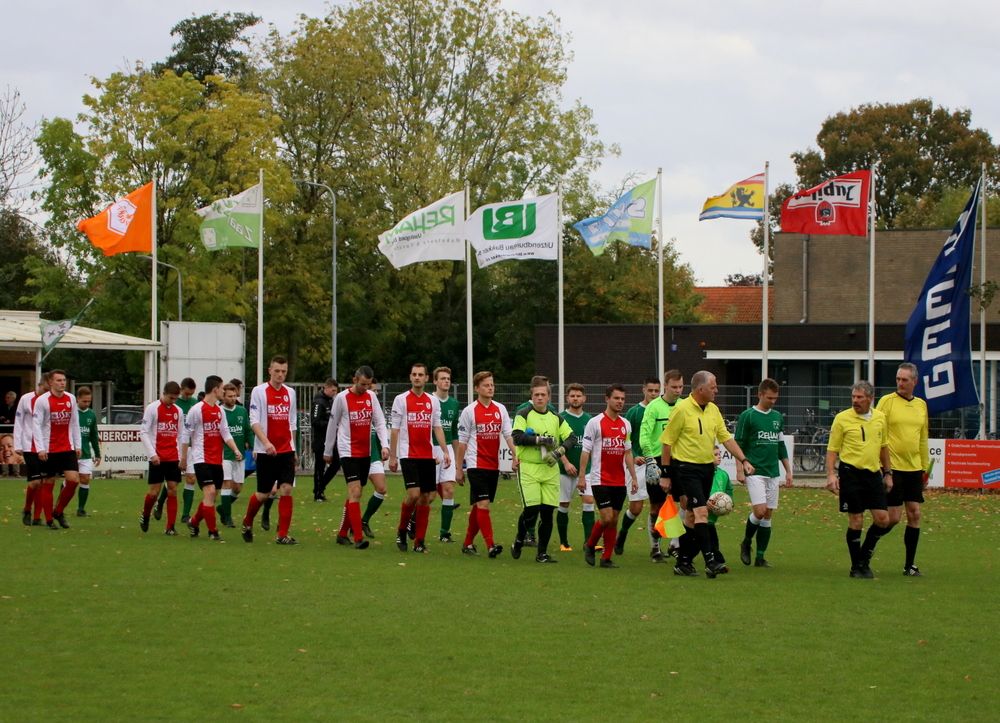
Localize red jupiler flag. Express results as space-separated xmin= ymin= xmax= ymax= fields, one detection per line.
xmin=780 ymin=170 xmax=871 ymax=236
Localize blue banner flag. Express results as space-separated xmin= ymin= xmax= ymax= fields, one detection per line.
xmin=573 ymin=179 xmax=656 ymax=256
xmin=904 ymin=179 xmax=982 ymax=415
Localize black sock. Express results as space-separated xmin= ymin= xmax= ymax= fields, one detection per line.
xmin=904 ymin=526 xmax=920 ymax=568
xmin=648 ymin=513 xmax=660 ymax=545
xmin=537 ymin=505 xmax=554 ymax=555
xmin=679 ymin=525 xmax=696 ymax=564
xmin=708 ymin=523 xmax=723 ymax=562
xmin=262 ymin=496 xmax=275 ymax=519
xmin=744 ymin=514 xmax=760 ymax=542
xmin=156 ymin=485 xmax=168 ymax=508
xmin=846 ymin=528 xmax=862 ymax=567
xmin=518 ymin=506 xmax=540 ymax=543
xmin=694 ymin=521 xmax=713 ymax=562
xmin=861 ymin=524 xmax=890 ymax=560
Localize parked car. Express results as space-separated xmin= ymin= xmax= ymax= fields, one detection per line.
xmin=102 ymin=405 xmax=144 ymax=425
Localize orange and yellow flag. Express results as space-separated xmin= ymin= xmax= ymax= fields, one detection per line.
xmin=654 ymin=495 xmax=685 ymax=539
xmin=77 ymin=182 xmax=154 ymax=256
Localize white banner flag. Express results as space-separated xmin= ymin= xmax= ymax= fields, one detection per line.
xmin=467 ymin=193 xmax=559 ymax=267
xmin=377 ymin=191 xmax=466 ymax=269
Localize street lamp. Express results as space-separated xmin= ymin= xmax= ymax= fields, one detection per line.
xmin=293 ymin=178 xmax=337 ymax=381
xmin=139 ymin=255 xmax=183 ymax=321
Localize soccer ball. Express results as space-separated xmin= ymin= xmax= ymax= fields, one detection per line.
xmin=708 ymin=491 xmax=733 ymax=516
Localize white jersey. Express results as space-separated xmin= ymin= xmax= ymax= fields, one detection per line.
xmin=32 ymin=391 xmax=81 ymax=454
xmin=13 ymin=391 xmax=38 ymax=452
xmin=324 ymin=388 xmax=389 ymax=458
xmin=180 ymin=400 xmax=233 ymax=466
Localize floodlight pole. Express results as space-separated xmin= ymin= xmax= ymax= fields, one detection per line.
xmin=293 ymin=178 xmax=337 ymax=381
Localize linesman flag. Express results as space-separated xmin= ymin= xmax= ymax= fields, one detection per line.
xmin=654 ymin=495 xmax=685 ymax=539
xmin=77 ymin=182 xmax=154 ymax=256
xmin=196 ymin=183 xmax=263 ymax=250
xmin=780 ymin=170 xmax=871 ymax=236
xmin=699 ymin=173 xmax=765 ymax=221
xmin=574 ymin=178 xmax=656 ymax=256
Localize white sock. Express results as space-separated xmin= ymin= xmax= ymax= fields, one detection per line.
xmin=749 ymin=512 xmax=761 ymax=525
xmin=442 ymin=498 xmax=455 ymax=507
xmin=759 ymin=518 xmax=772 ymax=528
xmin=582 ymin=503 xmax=595 ymax=512
xmin=557 ymin=506 xmax=569 ymax=515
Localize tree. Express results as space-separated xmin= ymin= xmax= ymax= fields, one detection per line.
xmin=0 ymin=86 xmax=36 ymax=209
xmin=0 ymin=210 xmax=54 ymax=308
xmin=153 ymin=13 xmax=261 ymax=83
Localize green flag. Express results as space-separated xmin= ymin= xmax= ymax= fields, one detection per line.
xmin=40 ymin=298 xmax=94 ymax=361
xmin=196 ymin=183 xmax=263 ymax=250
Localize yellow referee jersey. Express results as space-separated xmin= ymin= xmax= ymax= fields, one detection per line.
xmin=827 ymin=407 xmax=888 ymax=472
xmin=660 ymin=395 xmax=731 ymax=464
xmin=875 ymin=392 xmax=929 ymax=472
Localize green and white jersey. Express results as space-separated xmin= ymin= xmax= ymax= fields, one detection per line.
xmin=734 ymin=406 xmax=788 ymax=479
xmin=624 ymin=402 xmax=648 ymax=457
xmin=223 ymin=404 xmax=251 ymax=461
xmin=176 ymin=395 xmax=198 ymax=416
xmin=435 ymin=394 xmax=460 ymax=446
xmin=559 ymin=409 xmax=591 ymax=475
xmin=79 ymin=407 xmax=100 ymax=460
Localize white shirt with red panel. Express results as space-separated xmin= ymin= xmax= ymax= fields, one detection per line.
xmin=180 ymin=400 xmax=233 ymax=465
xmin=582 ymin=412 xmax=631 ymax=487
xmin=457 ymin=400 xmax=512 ymax=471
xmin=390 ymin=390 xmax=440 ymax=460
xmin=32 ymin=391 xmax=81 ymax=454
xmin=325 ymin=388 xmax=388 ymax=459
xmin=249 ymin=382 xmax=297 ymax=455
xmin=140 ymin=399 xmax=184 ymax=462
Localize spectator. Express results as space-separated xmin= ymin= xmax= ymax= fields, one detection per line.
xmin=1 ymin=432 xmax=25 ymax=476
xmin=0 ymin=390 xmax=17 ymax=425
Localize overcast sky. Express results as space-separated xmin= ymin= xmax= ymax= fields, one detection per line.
xmin=4 ymin=0 xmax=998 ymax=283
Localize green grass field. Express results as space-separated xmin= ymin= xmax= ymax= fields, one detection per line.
xmin=1 ymin=477 xmax=998 ymax=721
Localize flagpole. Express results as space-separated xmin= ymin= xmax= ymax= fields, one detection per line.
xmin=762 ymin=161 xmax=770 ymax=379
xmin=980 ymin=163 xmax=988 ymax=439
xmin=465 ymin=182 xmax=474 ymax=405
xmin=656 ymin=167 xmax=664 ymax=383
xmin=257 ymin=168 xmax=264 ymax=386
xmin=557 ymin=184 xmax=565 ymax=412
xmin=867 ymin=163 xmax=878 ymax=383
xmin=150 ymin=175 xmax=159 ymax=403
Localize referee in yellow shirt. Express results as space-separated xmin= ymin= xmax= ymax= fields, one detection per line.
xmin=660 ymin=370 xmax=754 ymax=579
xmin=825 ymin=381 xmax=893 ymax=579
xmin=876 ymin=362 xmax=930 ymax=576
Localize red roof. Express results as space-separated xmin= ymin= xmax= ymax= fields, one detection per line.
xmin=694 ymin=286 xmax=773 ymax=323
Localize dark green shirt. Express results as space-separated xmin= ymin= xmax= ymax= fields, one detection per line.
xmin=734 ymin=406 xmax=788 ymax=479
xmin=624 ymin=402 xmax=648 ymax=457
xmin=223 ymin=404 xmax=251 ymax=461
xmin=435 ymin=395 xmax=460 ymax=446
xmin=558 ymin=409 xmax=591 ymax=475
xmin=79 ymin=407 xmax=100 ymax=460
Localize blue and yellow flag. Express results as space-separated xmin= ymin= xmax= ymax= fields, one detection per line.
xmin=699 ymin=173 xmax=765 ymax=221
xmin=574 ymin=178 xmax=656 ymax=256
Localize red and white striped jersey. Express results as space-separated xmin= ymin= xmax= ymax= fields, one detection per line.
xmin=582 ymin=412 xmax=631 ymax=487
xmin=390 ymin=390 xmax=440 ymax=459
xmin=32 ymin=391 xmax=81 ymax=454
xmin=457 ymin=400 xmax=512 ymax=471
xmin=249 ymin=382 xmax=297 ymax=454
xmin=180 ymin=400 xmax=233 ymax=465
xmin=325 ymin=388 xmax=388 ymax=458
xmin=140 ymin=399 xmax=184 ymax=462
xmin=13 ymin=391 xmax=39 ymax=453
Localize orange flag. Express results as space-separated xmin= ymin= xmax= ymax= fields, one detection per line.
xmin=77 ymin=182 xmax=154 ymax=256
xmin=654 ymin=495 xmax=685 ymax=539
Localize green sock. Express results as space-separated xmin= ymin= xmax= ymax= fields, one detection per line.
xmin=582 ymin=509 xmax=595 ymax=544
xmin=156 ymin=485 xmax=168 ymax=508
xmin=77 ymin=485 xmax=90 ymax=511
xmin=440 ymin=502 xmax=455 ymax=535
xmin=756 ymin=525 xmax=772 ymax=557
xmin=556 ymin=510 xmax=569 ymax=546
xmin=182 ymin=486 xmax=195 ymax=517
xmin=220 ymin=494 xmax=232 ymax=523
xmin=363 ymin=492 xmax=385 ymax=522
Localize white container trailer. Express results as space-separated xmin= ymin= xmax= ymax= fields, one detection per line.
xmin=159 ymin=321 xmax=246 ymax=391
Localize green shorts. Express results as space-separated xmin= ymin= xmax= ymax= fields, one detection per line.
xmin=517 ymin=463 xmax=559 ymax=507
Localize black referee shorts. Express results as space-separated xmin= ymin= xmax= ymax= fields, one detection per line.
xmin=838 ymin=463 xmax=887 ymax=514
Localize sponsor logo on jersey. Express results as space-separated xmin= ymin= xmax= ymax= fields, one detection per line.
xmin=349 ymin=409 xmax=373 ymax=424
xmin=407 ymin=411 xmax=433 ymax=425
xmin=756 ymin=430 xmax=782 ymax=442
xmin=475 ymin=421 xmax=503 ymax=437
xmin=268 ymin=403 xmax=291 ymax=417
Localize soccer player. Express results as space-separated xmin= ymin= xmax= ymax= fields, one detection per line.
xmin=578 ymin=384 xmax=639 ymax=568
xmin=876 ymin=362 xmax=930 ymax=576
xmin=360 ymin=426 xmax=390 ymax=538
xmin=735 ymin=378 xmax=793 ymax=569
xmin=514 ymin=375 xmax=558 ymax=548
xmin=511 ymin=377 xmax=577 ymax=562
xmin=243 ymin=356 xmax=299 ymax=545
xmin=556 ymin=384 xmax=591 ymax=552
xmin=33 ymin=369 xmax=82 ymax=529
xmin=388 ymin=363 xmax=450 ymax=553
xmin=311 ymin=378 xmax=340 ymax=502
xmin=139 ymin=381 xmax=184 ymax=535
xmin=75 ymin=386 xmax=101 ymax=517
xmin=455 ymin=371 xmax=518 ymax=558
xmin=432 ymin=366 xmax=461 ymax=543
xmin=826 ymin=381 xmax=893 ymax=579
xmin=639 ymin=369 xmax=684 ymax=560
xmin=324 ymin=365 xmax=388 ymax=549
xmin=180 ymin=376 xmax=243 ymax=541
xmin=13 ymin=373 xmax=49 ymax=526
xmin=615 ymin=377 xmax=659 ymax=555
xmin=219 ymin=382 xmax=251 ymax=528
xmin=708 ymin=446 xmax=735 ymax=570
xmin=660 ymin=370 xmax=754 ymax=578
xmin=154 ymin=376 xmax=197 ymax=522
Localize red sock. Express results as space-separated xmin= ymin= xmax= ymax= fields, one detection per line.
xmin=586 ymin=520 xmax=605 ymax=548
xmin=41 ymin=482 xmax=55 ymax=522
xmin=348 ymin=501 xmax=364 ymax=542
xmin=338 ymin=501 xmax=351 ymax=538
xmin=478 ymin=507 xmax=495 ymax=548
xmin=277 ymin=495 xmax=293 ymax=538
xmin=463 ymin=507 xmax=479 ymax=546
xmin=204 ymin=504 xmax=218 ymax=533
xmin=54 ymin=480 xmax=78 ymax=515
xmin=166 ymin=495 xmax=178 ymax=528
xmin=398 ymin=502 xmax=415 ymax=532
xmin=24 ymin=485 xmax=36 ymax=512
xmin=243 ymin=494 xmax=263 ymax=526
xmin=143 ymin=493 xmax=157 ymax=517
xmin=414 ymin=504 xmax=431 ymax=543
xmin=602 ymin=525 xmax=616 ymax=560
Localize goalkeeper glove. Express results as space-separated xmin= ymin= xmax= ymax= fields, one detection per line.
xmin=543 ymin=445 xmax=566 ymax=466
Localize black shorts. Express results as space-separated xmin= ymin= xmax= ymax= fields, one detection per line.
xmin=341 ymin=457 xmax=371 ymax=486
xmin=194 ymin=463 xmax=224 ymax=489
xmin=672 ymin=461 xmax=714 ymax=509
xmin=148 ymin=460 xmax=182 ymax=485
xmin=24 ymin=452 xmax=44 ymax=481
xmin=886 ymin=469 xmax=925 ymax=506
xmin=468 ymin=468 xmax=500 ymax=503
xmin=256 ymin=452 xmax=296 ymax=495
xmin=44 ymin=451 xmax=78 ymax=477
xmin=838 ymin=463 xmax=887 ymax=514
xmin=401 ymin=458 xmax=436 ymax=493
xmin=593 ymin=485 xmax=627 ymax=511
xmin=647 ymin=481 xmax=667 ymax=508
